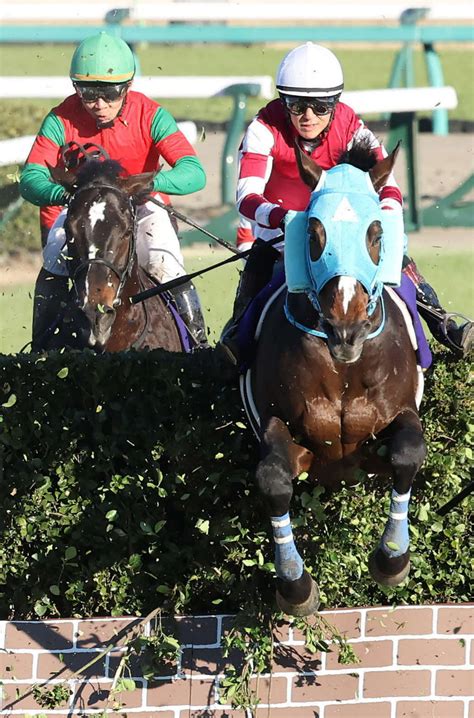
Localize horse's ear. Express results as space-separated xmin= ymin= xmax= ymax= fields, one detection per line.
xmin=46 ymin=162 xmax=77 ymax=191
xmin=119 ymin=171 xmax=156 ymax=198
xmin=294 ymin=140 xmax=324 ymax=190
xmin=369 ymin=141 xmax=401 ymax=193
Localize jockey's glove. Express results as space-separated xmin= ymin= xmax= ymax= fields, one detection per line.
xmin=267 ymin=205 xmax=288 ymax=230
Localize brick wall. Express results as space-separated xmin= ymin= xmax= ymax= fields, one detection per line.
xmin=0 ymin=604 xmax=472 ymax=717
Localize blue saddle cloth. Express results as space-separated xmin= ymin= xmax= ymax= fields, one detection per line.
xmin=236 ymin=271 xmax=432 ymax=372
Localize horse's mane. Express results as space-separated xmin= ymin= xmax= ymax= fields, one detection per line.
xmin=337 ymin=136 xmax=379 ymax=172
xmin=75 ymin=159 xmax=125 ymax=188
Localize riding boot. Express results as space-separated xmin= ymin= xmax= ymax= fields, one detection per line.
xmin=402 ymin=256 xmax=474 ymax=358
xmin=170 ymin=281 xmax=209 ymax=350
xmin=32 ymin=268 xmax=69 ymax=351
xmin=219 ymin=238 xmax=281 ymax=365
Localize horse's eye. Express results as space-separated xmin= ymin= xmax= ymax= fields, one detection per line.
xmin=308 ymin=217 xmax=326 ymax=261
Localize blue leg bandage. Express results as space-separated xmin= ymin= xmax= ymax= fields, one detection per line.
xmin=381 ymin=488 xmax=411 ymax=558
xmin=271 ymin=513 xmax=304 ymax=582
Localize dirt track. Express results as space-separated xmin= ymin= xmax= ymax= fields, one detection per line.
xmin=1 ymin=129 xmax=473 ymax=287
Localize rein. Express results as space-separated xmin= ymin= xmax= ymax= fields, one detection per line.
xmin=284 ymin=291 xmax=386 ymax=341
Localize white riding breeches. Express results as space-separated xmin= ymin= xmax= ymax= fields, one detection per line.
xmin=42 ymin=198 xmax=186 ymax=282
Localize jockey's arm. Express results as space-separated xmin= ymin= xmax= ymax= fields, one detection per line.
xmin=150 ymin=107 xmax=206 ymax=196
xmin=20 ymin=112 xmax=69 ymax=206
xmin=236 ymin=119 xmax=287 ymax=234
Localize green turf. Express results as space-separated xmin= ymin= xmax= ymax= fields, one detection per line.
xmin=1 ymin=247 xmax=472 ymax=356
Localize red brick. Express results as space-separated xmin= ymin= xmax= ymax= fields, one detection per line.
xmin=364 ymin=670 xmax=431 ymax=697
xmin=76 ymin=618 xmax=141 ymax=648
xmin=250 ymin=675 xmax=287 ymax=704
xmin=292 ymin=611 xmax=361 ymax=642
xmin=181 ymin=647 xmax=230 ymax=676
xmin=272 ymin=642 xmax=322 ymax=672
xmin=72 ymin=680 xmax=143 ymax=711
xmin=256 ymin=708 xmax=321 ymax=718
xmin=396 ymin=699 xmax=465 ymax=717
xmin=1 ymin=681 xmax=72 ymax=711
xmin=292 ymin=672 xmax=359 ymax=702
xmin=326 ymin=639 xmax=393 ymax=670
xmin=437 ymin=606 xmax=474 ymax=635
xmin=184 ymin=711 xmax=246 ymax=718
xmin=273 ymin=619 xmax=291 ymax=644
xmin=436 ymin=668 xmax=474 ymax=696
xmin=326 ymin=703 xmax=391 ymax=717
xmin=39 ymin=714 xmax=174 ymax=718
xmin=175 ymin=616 xmax=219 ymax=645
xmin=365 ymin=608 xmax=433 ymax=637
xmin=5 ymin=621 xmax=74 ymax=650
xmin=398 ymin=638 xmax=466 ymax=666
xmin=108 ymin=647 xmax=178 ymax=680
xmin=469 ymin=700 xmax=474 ymax=718
xmin=36 ymin=651 xmax=107 ymax=680
xmin=0 ymin=651 xmax=34 ymax=680
xmin=146 ymin=677 xmax=215 ymax=706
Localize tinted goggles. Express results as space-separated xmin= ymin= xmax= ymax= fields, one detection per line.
xmin=283 ymin=95 xmax=339 ymax=116
xmin=75 ymin=83 xmax=128 ymax=103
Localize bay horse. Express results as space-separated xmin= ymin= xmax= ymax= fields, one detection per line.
xmin=242 ymin=141 xmax=427 ymax=616
xmin=37 ymin=159 xmax=185 ymax=353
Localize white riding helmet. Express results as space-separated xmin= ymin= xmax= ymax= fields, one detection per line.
xmin=276 ymin=42 xmax=344 ymax=98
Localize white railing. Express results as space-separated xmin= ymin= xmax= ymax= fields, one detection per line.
xmin=0 ymin=76 xmax=274 ymax=100
xmin=0 ymin=77 xmax=457 ymax=115
xmin=1 ymin=2 xmax=473 ymax=22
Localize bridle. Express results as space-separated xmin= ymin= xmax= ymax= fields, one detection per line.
xmin=66 ymin=180 xmax=154 ymax=349
xmin=67 ymin=182 xmax=137 ymax=309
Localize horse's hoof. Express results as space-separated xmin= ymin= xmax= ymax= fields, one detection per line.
xmin=369 ymin=548 xmax=410 ymax=587
xmin=276 ymin=577 xmax=320 ymax=617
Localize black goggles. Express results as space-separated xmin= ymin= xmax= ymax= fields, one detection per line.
xmin=75 ymin=83 xmax=128 ymax=103
xmin=282 ymin=95 xmax=339 ymax=116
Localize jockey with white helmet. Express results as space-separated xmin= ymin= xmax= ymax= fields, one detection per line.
xmin=21 ymin=32 xmax=209 ymax=350
xmin=221 ymin=42 xmax=473 ymax=363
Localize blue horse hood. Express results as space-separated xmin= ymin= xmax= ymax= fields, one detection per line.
xmin=307 ymin=164 xmax=383 ymax=296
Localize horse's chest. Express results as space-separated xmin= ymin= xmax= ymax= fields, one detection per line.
xmin=301 ymin=374 xmax=388 ymax=448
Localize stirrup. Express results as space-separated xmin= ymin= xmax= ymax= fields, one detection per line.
xmin=441 ymin=313 xmax=474 ymax=356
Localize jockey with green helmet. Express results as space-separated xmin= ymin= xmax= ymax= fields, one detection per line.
xmin=221 ymin=42 xmax=473 ymax=364
xmin=20 ymin=32 xmax=208 ymax=349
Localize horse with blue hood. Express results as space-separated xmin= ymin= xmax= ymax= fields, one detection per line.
xmin=240 ymin=139 xmax=430 ymax=616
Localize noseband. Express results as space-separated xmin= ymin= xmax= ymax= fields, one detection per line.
xmin=68 ymin=182 xmax=137 ymax=307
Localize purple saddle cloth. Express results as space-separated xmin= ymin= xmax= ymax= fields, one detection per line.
xmin=162 ymin=291 xmax=194 ymax=353
xmin=237 ymin=270 xmax=432 ymax=371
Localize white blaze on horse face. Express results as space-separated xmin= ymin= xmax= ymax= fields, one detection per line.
xmin=339 ymin=276 xmax=357 ymax=314
xmin=331 ymin=197 xmax=358 ymax=223
xmin=88 ymin=243 xmax=99 ymax=260
xmin=88 ymin=200 xmax=106 ymax=230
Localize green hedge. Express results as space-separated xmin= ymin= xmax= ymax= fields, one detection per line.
xmin=0 ymin=348 xmax=472 ymax=619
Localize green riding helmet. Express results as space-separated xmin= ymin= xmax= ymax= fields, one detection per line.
xmin=70 ymin=32 xmax=135 ymax=83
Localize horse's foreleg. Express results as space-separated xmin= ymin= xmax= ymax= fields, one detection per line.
xmin=257 ymin=417 xmax=319 ymax=616
xmin=370 ymin=410 xmax=426 ymax=587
